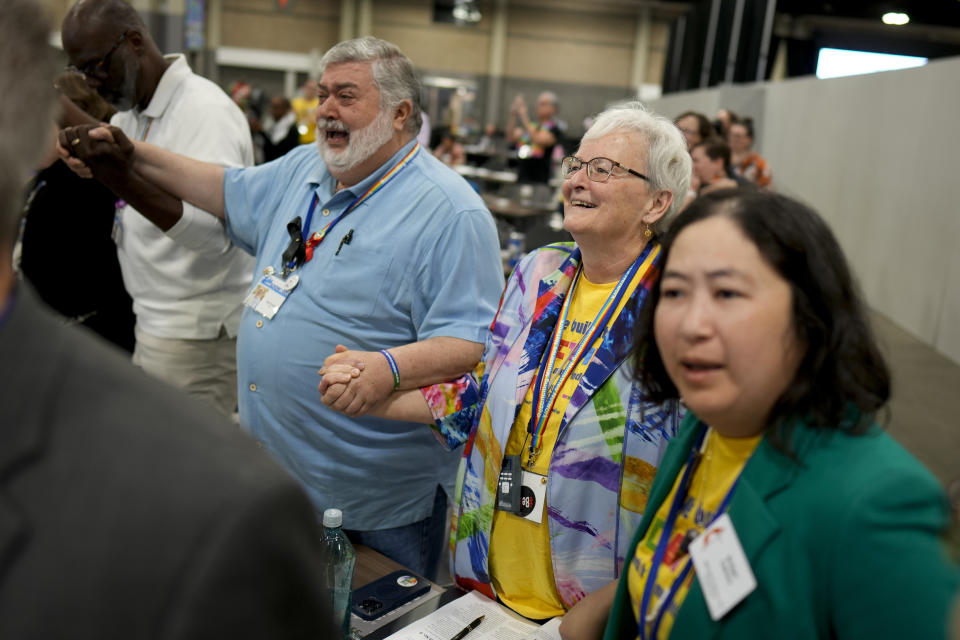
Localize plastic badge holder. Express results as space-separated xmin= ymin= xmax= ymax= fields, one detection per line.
xmin=351 ymin=570 xmax=431 ymax=621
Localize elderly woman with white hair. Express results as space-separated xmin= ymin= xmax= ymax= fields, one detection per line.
xmin=323 ymin=101 xmax=691 ymax=621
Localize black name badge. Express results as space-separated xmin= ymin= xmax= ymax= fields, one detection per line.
xmin=495 ymin=454 xmax=523 ymax=513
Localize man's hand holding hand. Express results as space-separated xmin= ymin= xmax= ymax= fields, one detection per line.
xmin=57 ymin=124 xmax=133 ymax=181
xmin=318 ymin=345 xmax=396 ymax=417
xmin=317 ymin=359 xmax=362 ymax=409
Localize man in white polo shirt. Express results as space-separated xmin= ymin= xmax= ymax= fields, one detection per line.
xmin=61 ymin=0 xmax=253 ymax=415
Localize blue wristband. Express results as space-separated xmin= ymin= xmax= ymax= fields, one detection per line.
xmin=379 ymin=349 xmax=400 ymax=391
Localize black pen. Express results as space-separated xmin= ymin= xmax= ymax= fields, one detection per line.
xmin=335 ymin=228 xmax=354 ymax=256
xmin=450 ymin=615 xmax=484 ymax=640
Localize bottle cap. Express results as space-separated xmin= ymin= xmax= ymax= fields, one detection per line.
xmin=322 ymin=508 xmax=343 ymax=528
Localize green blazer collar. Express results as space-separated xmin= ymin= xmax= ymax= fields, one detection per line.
xmin=669 ymin=418 xmax=807 ymax=636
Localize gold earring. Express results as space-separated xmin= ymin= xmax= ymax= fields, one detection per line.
xmin=643 ymin=223 xmax=653 ymax=239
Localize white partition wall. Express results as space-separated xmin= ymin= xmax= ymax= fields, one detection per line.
xmin=650 ymin=87 xmax=722 ymax=124
xmin=649 ymin=56 xmax=960 ymax=365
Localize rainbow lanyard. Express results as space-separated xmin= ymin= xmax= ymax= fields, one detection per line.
xmin=520 ymin=119 xmax=554 ymax=156
xmin=525 ymin=246 xmax=658 ymax=466
xmin=285 ymin=142 xmax=420 ymax=273
xmin=138 ymin=117 xmax=154 ymax=141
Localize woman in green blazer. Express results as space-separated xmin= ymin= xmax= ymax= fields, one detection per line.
xmin=561 ymin=189 xmax=959 ymax=639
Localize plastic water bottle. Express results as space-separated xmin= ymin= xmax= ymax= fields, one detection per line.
xmin=320 ymin=508 xmax=357 ymax=639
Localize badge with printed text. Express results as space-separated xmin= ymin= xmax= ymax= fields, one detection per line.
xmin=243 ymin=270 xmax=299 ymax=319
xmin=688 ymin=513 xmax=757 ymax=620
xmin=517 ymin=469 xmax=547 ymax=524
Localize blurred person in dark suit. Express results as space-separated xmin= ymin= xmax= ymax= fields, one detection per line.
xmin=0 ymin=2 xmax=333 ymax=637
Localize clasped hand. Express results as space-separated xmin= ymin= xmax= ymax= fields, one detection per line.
xmin=317 ymin=345 xmax=396 ymax=417
xmin=57 ymin=123 xmax=133 ymax=179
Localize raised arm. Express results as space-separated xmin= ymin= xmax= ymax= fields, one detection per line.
xmin=129 ymin=133 xmax=226 ymax=219
xmin=58 ymin=94 xmax=98 ymax=128
xmin=506 ymin=94 xmax=556 ymax=148
xmin=59 ymin=124 xmax=226 ymax=223
xmin=506 ymin=95 xmax=524 ymax=144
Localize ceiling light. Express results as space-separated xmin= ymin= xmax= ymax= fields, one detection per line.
xmin=882 ymin=12 xmax=910 ymax=25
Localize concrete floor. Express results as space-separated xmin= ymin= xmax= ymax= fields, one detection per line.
xmin=870 ymin=312 xmax=960 ymax=558
xmin=872 ymin=312 xmax=960 ymax=492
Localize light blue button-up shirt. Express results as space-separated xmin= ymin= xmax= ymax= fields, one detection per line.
xmin=224 ymin=140 xmax=503 ymax=530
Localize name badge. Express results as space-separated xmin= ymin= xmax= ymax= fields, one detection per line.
xmin=688 ymin=513 xmax=756 ymax=620
xmin=495 ymin=458 xmax=548 ymax=524
xmin=243 ymin=271 xmax=299 ymax=319
xmin=517 ymin=469 xmax=547 ymax=524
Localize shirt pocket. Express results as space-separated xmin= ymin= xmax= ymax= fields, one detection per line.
xmin=324 ymin=246 xmax=395 ymax=320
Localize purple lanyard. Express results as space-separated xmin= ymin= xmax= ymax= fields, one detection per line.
xmin=637 ymin=424 xmax=745 ymax=640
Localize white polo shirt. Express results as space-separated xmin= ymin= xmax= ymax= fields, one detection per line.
xmin=112 ymin=54 xmax=255 ymax=340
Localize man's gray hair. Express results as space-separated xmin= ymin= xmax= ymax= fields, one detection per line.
xmin=318 ymin=37 xmax=423 ymax=135
xmin=581 ymin=101 xmax=691 ymax=231
xmin=0 ymin=0 xmax=58 ymax=243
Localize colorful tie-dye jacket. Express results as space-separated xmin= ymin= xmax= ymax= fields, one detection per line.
xmin=420 ymin=242 xmax=681 ymax=609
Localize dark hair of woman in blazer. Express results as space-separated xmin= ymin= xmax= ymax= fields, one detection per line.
xmin=636 ymin=188 xmax=889 ymax=447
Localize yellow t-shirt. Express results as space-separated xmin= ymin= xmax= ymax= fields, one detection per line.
xmin=627 ymin=429 xmax=761 ymax=639
xmin=291 ymin=95 xmax=319 ymax=144
xmin=489 ymin=270 xmax=641 ymax=619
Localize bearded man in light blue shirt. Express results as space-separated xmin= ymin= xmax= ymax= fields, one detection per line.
xmin=61 ymin=37 xmax=503 ymax=579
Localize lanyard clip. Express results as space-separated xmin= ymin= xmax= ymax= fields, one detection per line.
xmin=281 ymin=216 xmax=306 ymax=277
xmin=526 ymin=446 xmax=540 ymax=468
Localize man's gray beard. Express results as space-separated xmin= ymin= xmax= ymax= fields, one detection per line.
xmin=317 ymin=108 xmax=394 ymax=173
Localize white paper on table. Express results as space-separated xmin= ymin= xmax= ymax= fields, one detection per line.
xmin=524 ymin=617 xmax=562 ymax=640
xmin=383 ymin=590 xmax=562 ymax=640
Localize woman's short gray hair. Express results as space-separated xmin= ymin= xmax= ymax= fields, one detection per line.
xmin=318 ymin=37 xmax=423 ymax=135
xmin=581 ymin=101 xmax=691 ymax=231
